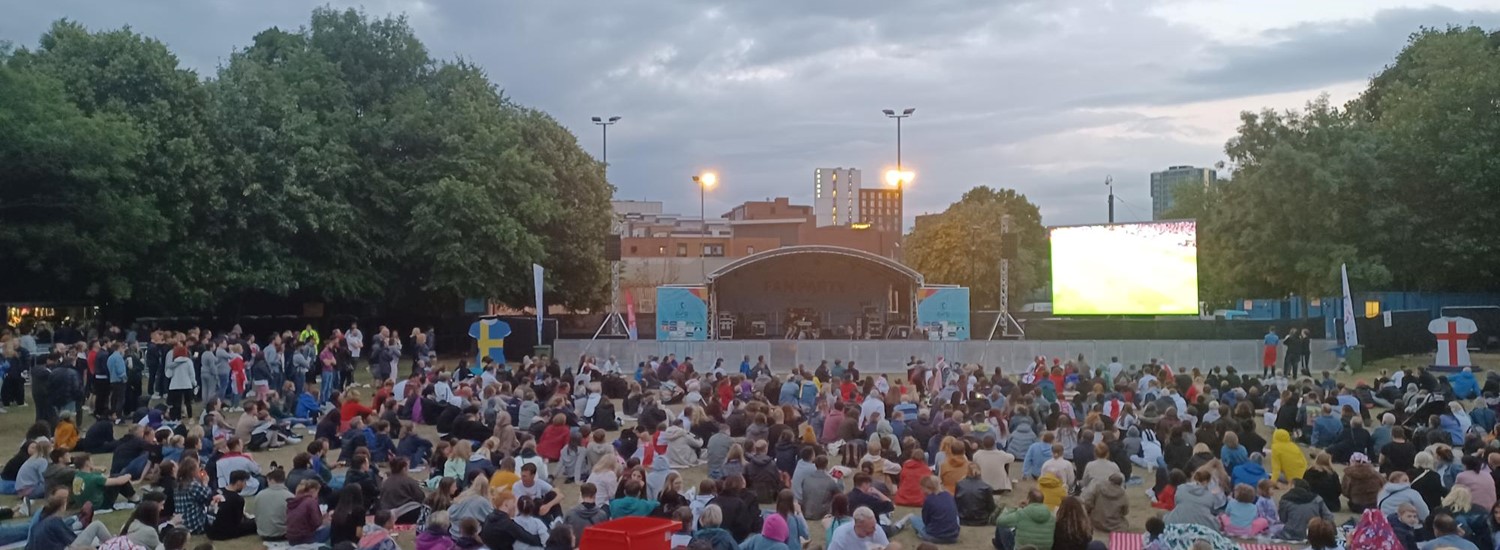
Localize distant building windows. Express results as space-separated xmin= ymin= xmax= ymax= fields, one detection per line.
xmin=677 ymin=244 xmax=688 ymax=257
xmin=746 ymin=245 xmax=755 ymax=255
xmin=658 ymin=246 xmax=666 ymax=255
xmin=703 ymin=244 xmax=724 ymax=257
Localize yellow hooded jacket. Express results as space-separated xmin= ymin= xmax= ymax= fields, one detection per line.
xmin=1038 ymin=473 xmax=1066 ymax=510
xmin=1270 ymin=428 xmax=1307 ymax=482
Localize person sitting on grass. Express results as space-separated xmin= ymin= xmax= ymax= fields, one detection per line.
xmin=207 ymin=470 xmax=258 ymax=540
xmin=214 ymin=437 xmax=264 ymax=496
xmin=895 ymin=475 xmax=959 ymax=544
xmin=254 ymin=468 xmax=292 ymax=541
xmin=70 ymin=453 xmax=137 ymax=512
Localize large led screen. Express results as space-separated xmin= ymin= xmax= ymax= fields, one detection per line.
xmin=1049 ymin=220 xmax=1198 ymax=315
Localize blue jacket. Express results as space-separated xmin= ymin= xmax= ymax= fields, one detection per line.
xmin=1220 ymin=445 xmax=1249 ymax=472
xmin=1312 ymin=415 xmax=1343 ymax=447
xmin=107 ymin=352 xmax=127 ymax=383
xmin=779 ymin=383 xmax=799 ymax=406
xmin=296 ymin=392 xmax=319 ymax=419
xmin=1470 ymin=407 xmax=1497 ymax=433
xmin=798 ymin=382 xmax=817 ymax=410
xmin=1441 ymin=414 xmax=1464 ymax=445
xmin=1231 ymin=461 xmax=1268 ymax=489
xmin=1022 ymin=441 xmax=1051 ymax=479
xmin=1451 ymin=371 xmax=1479 ymax=400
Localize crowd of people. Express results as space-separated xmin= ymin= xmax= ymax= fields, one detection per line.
xmin=1 ymin=321 xmax=1499 ymax=550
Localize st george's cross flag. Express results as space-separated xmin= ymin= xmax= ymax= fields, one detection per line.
xmin=468 ymin=318 xmax=512 ymax=366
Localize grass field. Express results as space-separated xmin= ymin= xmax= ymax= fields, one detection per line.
xmin=1 ymin=352 xmax=1486 ymax=550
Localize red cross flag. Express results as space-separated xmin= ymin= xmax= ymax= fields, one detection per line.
xmin=1427 ymin=316 xmax=1477 ymax=367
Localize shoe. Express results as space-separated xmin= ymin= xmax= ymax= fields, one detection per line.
xmin=409 ymin=466 xmax=426 ymax=473
xmin=113 ymin=502 xmax=137 ymax=511
xmin=151 ymin=393 xmax=163 ymax=400
xmin=892 ymin=513 xmax=913 ymax=530
xmin=0 ymin=408 xmax=8 ymax=414
xmin=17 ymin=499 xmax=30 ymax=517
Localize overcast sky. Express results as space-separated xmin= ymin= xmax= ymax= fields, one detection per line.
xmin=7 ymin=1 xmax=1499 ymax=227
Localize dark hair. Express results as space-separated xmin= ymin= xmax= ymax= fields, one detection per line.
xmin=776 ymin=489 xmax=796 ymax=516
xmin=548 ymin=524 xmax=574 ymax=548
xmin=267 ymin=467 xmax=286 ymax=483
xmin=521 ymin=463 xmax=538 ymax=475
xmin=331 ymin=486 xmax=365 ymax=525
xmin=229 ymin=470 xmax=250 ymax=485
xmin=1145 ymin=516 xmax=1165 ymax=537
xmin=161 ymin=527 xmax=190 ymax=550
xmin=516 ymin=496 xmax=539 ymax=517
xmin=830 ymin=493 xmax=851 ymax=518
xmin=1464 ymin=454 xmax=1482 ymax=472
xmin=293 ymin=452 xmax=311 ymax=469
xmin=1431 ymin=513 xmax=1459 ymax=536
xmin=120 ymin=501 xmax=162 ymax=537
xmin=373 ymin=509 xmax=392 ymax=527
xmin=1306 ymin=517 xmax=1338 ymax=548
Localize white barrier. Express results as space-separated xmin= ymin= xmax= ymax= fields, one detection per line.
xmin=552 ymin=339 xmax=1340 ymax=374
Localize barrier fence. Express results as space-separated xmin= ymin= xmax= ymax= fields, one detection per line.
xmin=553 ymin=338 xmax=1341 ymax=375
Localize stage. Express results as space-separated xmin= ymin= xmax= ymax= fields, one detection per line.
xmin=654 ymin=245 xmax=971 ymax=341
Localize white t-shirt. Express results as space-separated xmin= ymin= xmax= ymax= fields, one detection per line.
xmin=347 ymin=329 xmax=363 ymax=358
xmin=828 ymin=521 xmax=888 ymax=550
xmin=511 ymin=478 xmax=554 ymax=500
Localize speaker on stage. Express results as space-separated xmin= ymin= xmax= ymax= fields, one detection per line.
xmin=1000 ymin=239 xmax=1018 ymax=260
xmin=605 ymin=234 xmax=622 ymax=261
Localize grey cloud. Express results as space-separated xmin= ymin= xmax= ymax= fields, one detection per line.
xmin=1131 ymin=6 xmax=1500 ymax=106
xmin=3 ymin=1 xmax=1496 ymax=226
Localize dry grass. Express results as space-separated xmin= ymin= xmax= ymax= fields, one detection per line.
xmin=0 ymin=352 xmax=1485 ymax=549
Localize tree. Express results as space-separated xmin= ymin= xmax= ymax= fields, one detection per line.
xmin=7 ymin=20 xmax=220 ymax=309
xmin=0 ymin=63 xmax=153 ymax=302
xmin=904 ymin=186 xmax=1046 ymax=310
xmin=0 ymin=9 xmax=614 ymax=317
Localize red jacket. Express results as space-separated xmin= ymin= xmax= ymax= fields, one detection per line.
xmin=1151 ymin=484 xmax=1176 ymax=510
xmin=340 ymin=400 xmax=374 ymax=431
xmin=894 ymin=459 xmax=933 ymax=507
xmin=537 ymin=424 xmax=570 ymax=461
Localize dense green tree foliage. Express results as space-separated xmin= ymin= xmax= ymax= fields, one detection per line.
xmin=0 ymin=9 xmax=614 ymax=315
xmin=1168 ymin=26 xmax=1500 ymax=304
xmin=905 ymin=186 xmax=1047 ymax=309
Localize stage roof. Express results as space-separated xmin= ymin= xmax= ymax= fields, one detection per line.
xmin=706 ymin=245 xmax=923 ymax=285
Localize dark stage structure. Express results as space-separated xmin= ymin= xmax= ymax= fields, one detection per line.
xmin=706 ymin=246 xmax=923 ymax=340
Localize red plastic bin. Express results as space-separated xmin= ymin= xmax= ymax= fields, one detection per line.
xmin=579 ymin=516 xmax=682 ymax=550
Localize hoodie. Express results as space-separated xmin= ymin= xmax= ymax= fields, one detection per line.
xmin=1038 ymin=474 xmax=1066 ymax=509
xmin=1086 ymin=480 xmax=1130 ymax=532
xmin=1276 ymin=480 xmax=1333 ymax=541
xmin=415 ymin=524 xmax=458 ymax=550
xmin=563 ymin=502 xmax=607 ymax=539
xmin=167 ymin=355 xmax=197 ymax=391
xmin=1377 ymin=481 xmax=1429 ymax=519
xmin=995 ymin=502 xmax=1055 ymax=550
xmin=1021 ymin=440 xmax=1051 ymax=479
xmin=285 ymin=493 xmax=323 ymax=545
xmin=1163 ymin=482 xmax=1225 ymax=529
xmin=1269 ymin=429 xmax=1307 ymax=482
xmin=1231 ymin=461 xmax=1268 ymax=489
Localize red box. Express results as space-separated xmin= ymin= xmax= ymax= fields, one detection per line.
xmin=579 ymin=516 xmax=682 ymax=550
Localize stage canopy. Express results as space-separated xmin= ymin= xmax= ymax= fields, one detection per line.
xmin=707 ymin=245 xmax=923 ymax=339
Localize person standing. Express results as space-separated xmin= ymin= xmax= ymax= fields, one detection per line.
xmin=107 ymin=342 xmax=128 ymax=422
xmin=1281 ymin=329 xmax=1302 ymax=378
xmin=346 ymin=323 xmax=364 ymax=374
xmin=1298 ymin=328 xmax=1313 ymax=377
xmin=166 ymin=345 xmax=197 ymax=421
xmin=1262 ymin=326 xmax=1280 ymax=379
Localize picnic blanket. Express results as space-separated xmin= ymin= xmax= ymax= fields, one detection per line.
xmin=1109 ymin=531 xmax=1293 ymax=550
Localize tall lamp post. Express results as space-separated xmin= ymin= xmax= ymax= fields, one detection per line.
xmin=692 ymin=172 xmax=717 ymax=278
xmin=882 ymin=108 xmax=915 ymax=253
xmin=591 ymin=116 xmax=621 ymax=178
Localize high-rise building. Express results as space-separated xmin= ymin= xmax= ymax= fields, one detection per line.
xmin=1150 ymin=165 xmax=1217 ymax=219
xmin=814 ymin=168 xmax=861 ymax=227
xmin=858 ymin=188 xmax=903 ymax=234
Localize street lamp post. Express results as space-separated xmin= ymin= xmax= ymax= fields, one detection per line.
xmin=590 ymin=116 xmax=621 ymax=179
xmin=882 ymin=108 xmax=914 ymax=244
xmin=692 ymin=172 xmax=717 ymax=279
